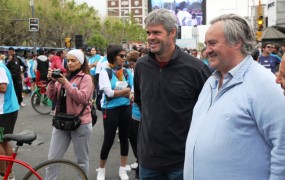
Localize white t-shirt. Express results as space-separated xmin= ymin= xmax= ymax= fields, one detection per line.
xmin=95 ymin=57 xmax=108 ymax=75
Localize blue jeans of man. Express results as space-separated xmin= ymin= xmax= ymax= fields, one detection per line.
xmin=139 ymin=166 xmax=183 ymax=180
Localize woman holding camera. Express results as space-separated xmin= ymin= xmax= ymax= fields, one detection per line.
xmin=46 ymin=49 xmax=94 ymax=178
xmin=96 ymin=45 xmax=133 ymax=180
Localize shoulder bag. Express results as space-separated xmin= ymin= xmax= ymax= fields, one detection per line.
xmin=52 ymin=103 xmax=88 ymax=131
xmin=52 ymin=75 xmax=88 ymax=131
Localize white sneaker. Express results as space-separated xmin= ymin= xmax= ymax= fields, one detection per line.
xmin=125 ymin=165 xmax=131 ymax=172
xmin=50 ymin=110 xmax=55 ymax=116
xmin=21 ymin=102 xmax=26 ymax=107
xmin=96 ymin=168 xmax=105 ymax=180
xmin=119 ymin=166 xmax=129 ymax=180
xmin=131 ymin=162 xmax=138 ymax=169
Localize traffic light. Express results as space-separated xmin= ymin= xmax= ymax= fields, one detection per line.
xmin=74 ymin=35 xmax=84 ymax=49
xmin=256 ymin=15 xmax=263 ymax=42
xmin=65 ymin=38 xmax=71 ymax=48
xmin=257 ymin=16 xmax=263 ymax=31
xmin=29 ymin=18 xmax=39 ymax=32
xmin=256 ymin=0 xmax=263 ymax=42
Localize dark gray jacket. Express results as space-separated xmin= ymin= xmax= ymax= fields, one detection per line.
xmin=134 ymin=46 xmax=211 ymax=170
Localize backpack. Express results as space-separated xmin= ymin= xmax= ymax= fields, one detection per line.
xmin=36 ymin=58 xmax=49 ymax=81
xmin=96 ymin=68 xmax=129 ymax=111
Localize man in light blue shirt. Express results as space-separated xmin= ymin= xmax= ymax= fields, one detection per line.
xmin=184 ymin=14 xmax=285 ymax=180
xmin=276 ymin=54 xmax=285 ymax=95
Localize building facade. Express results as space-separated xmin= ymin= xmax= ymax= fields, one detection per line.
xmin=107 ymin=0 xmax=148 ymax=27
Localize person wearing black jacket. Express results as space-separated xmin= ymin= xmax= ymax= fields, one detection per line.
xmin=133 ymin=9 xmax=211 ymax=179
xmin=33 ymin=48 xmax=49 ymax=83
xmin=5 ymin=47 xmax=27 ymax=106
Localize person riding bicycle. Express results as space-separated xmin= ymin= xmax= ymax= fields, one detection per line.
xmin=0 ymin=63 xmax=19 ymax=179
xmin=46 ymin=49 xmax=94 ymax=178
xmin=33 ymin=49 xmax=50 ymax=105
xmin=33 ymin=48 xmax=49 ymax=85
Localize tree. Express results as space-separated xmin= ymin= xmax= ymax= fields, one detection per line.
xmin=87 ymin=32 xmax=108 ymax=53
xmin=98 ymin=14 xmax=146 ymax=47
xmin=0 ymin=0 xmax=146 ymax=49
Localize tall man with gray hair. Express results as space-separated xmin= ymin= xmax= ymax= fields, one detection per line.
xmin=134 ymin=9 xmax=211 ymax=180
xmin=184 ymin=14 xmax=285 ymax=180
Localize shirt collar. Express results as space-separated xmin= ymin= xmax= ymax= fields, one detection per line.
xmin=147 ymin=45 xmax=181 ymax=62
xmin=213 ymin=55 xmax=250 ymax=80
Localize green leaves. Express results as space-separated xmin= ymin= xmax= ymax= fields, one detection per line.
xmin=0 ymin=0 xmax=146 ymax=50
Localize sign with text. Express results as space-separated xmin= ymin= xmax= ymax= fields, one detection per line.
xmin=29 ymin=18 xmax=39 ymax=32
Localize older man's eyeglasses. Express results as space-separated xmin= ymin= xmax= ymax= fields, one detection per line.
xmin=266 ymin=46 xmax=273 ymax=49
xmin=117 ymin=54 xmax=127 ymax=58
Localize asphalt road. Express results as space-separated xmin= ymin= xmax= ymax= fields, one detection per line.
xmin=12 ymin=95 xmax=136 ymax=179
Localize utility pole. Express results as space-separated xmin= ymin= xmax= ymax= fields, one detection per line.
xmin=30 ymin=0 xmax=37 ymax=54
xmin=122 ymin=0 xmax=127 ymax=46
xmin=192 ymin=25 xmax=199 ymax=49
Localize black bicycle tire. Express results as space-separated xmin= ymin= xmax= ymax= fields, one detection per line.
xmin=30 ymin=91 xmax=50 ymax=115
xmin=22 ymin=159 xmax=88 ymax=180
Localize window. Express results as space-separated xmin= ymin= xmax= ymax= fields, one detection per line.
xmin=134 ymin=1 xmax=139 ymax=6
xmin=135 ymin=9 xmax=139 ymax=14
xmin=111 ymin=1 xmax=115 ymax=6
xmin=122 ymin=1 xmax=129 ymax=6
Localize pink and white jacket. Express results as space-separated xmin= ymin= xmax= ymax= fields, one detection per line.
xmin=47 ymin=71 xmax=94 ymax=124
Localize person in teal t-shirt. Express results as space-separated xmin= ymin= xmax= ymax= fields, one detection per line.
xmin=88 ymin=47 xmax=101 ymax=84
xmin=0 ymin=63 xmax=19 ymax=178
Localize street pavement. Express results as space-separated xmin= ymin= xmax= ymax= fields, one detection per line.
xmin=12 ymin=95 xmax=136 ymax=179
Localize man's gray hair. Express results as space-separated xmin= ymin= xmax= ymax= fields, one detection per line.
xmin=144 ymin=8 xmax=178 ymax=35
xmin=210 ymin=14 xmax=256 ymax=55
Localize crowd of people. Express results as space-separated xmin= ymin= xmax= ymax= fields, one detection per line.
xmin=1 ymin=8 xmax=285 ymax=180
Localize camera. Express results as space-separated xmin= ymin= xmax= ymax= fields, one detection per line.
xmin=51 ymin=69 xmax=62 ymax=78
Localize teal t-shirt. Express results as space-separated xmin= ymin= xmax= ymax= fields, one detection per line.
xmin=0 ymin=63 xmax=19 ymax=114
xmin=88 ymin=54 xmax=101 ymax=75
xmin=29 ymin=59 xmax=36 ymax=78
xmin=101 ymin=68 xmax=133 ymax=109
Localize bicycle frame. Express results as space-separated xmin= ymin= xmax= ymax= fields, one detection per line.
xmin=31 ymin=85 xmax=52 ymax=115
xmin=0 ymin=146 xmax=42 ymax=180
xmin=33 ymin=85 xmax=46 ymax=96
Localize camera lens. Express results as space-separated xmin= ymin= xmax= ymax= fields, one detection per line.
xmin=52 ymin=69 xmax=61 ymax=78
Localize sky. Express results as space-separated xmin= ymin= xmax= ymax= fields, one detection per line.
xmin=75 ymin=0 xmax=267 ymax=22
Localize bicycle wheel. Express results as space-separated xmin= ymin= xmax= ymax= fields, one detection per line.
xmin=23 ymin=159 xmax=87 ymax=180
xmin=31 ymin=90 xmax=52 ymax=115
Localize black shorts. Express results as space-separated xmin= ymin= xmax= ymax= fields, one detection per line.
xmin=0 ymin=111 xmax=18 ymax=142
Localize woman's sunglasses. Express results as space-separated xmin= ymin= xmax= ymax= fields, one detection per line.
xmin=117 ymin=54 xmax=127 ymax=58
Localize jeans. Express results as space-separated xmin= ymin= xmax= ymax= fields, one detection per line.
xmin=139 ymin=166 xmax=183 ymax=180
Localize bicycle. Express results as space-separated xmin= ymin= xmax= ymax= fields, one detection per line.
xmin=30 ymin=71 xmax=52 ymax=115
xmin=0 ymin=130 xmax=87 ymax=180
